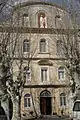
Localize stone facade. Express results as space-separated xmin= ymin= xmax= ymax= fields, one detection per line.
xmin=11 ymin=1 xmax=73 ymax=119
xmin=0 ymin=1 xmax=73 ymax=119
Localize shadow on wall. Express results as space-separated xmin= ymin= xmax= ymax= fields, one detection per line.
xmin=0 ymin=98 xmax=13 ymax=120
xmin=0 ymin=101 xmax=7 ymax=120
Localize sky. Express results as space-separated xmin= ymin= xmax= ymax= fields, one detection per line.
xmin=0 ymin=0 xmax=80 ymax=23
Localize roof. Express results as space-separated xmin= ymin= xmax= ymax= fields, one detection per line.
xmin=14 ymin=0 xmax=67 ymax=11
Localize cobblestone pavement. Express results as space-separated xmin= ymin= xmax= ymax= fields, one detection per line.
xmin=34 ymin=115 xmax=71 ymax=120
xmin=23 ymin=115 xmax=71 ymax=120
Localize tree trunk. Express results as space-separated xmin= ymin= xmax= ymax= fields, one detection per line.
xmin=11 ymin=96 xmax=19 ymax=120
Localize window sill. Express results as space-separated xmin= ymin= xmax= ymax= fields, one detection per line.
xmin=60 ymin=105 xmax=66 ymax=108
xmin=23 ymin=52 xmax=30 ymax=54
xmin=38 ymin=52 xmax=50 ymax=54
xmin=25 ymin=81 xmax=31 ymax=84
xmin=59 ymin=79 xmax=65 ymax=81
xmin=24 ymin=106 xmax=32 ymax=109
xmin=56 ymin=54 xmax=65 ymax=57
xmin=39 ymin=81 xmax=50 ymax=85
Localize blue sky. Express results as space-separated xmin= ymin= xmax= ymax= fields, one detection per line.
xmin=0 ymin=0 xmax=80 ymax=23
xmin=48 ymin=0 xmax=66 ymax=4
xmin=37 ymin=0 xmax=68 ymax=7
xmin=0 ymin=0 xmax=66 ymax=20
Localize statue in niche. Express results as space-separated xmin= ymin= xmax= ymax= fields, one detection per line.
xmin=40 ymin=14 xmax=47 ymax=28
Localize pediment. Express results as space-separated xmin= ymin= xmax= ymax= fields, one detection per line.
xmin=38 ymin=59 xmax=53 ymax=66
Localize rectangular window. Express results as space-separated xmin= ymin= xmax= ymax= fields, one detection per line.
xmin=24 ymin=97 xmax=31 ymax=107
xmin=60 ymin=93 xmax=66 ymax=106
xmin=22 ymin=14 xmax=29 ymax=27
xmin=23 ymin=40 xmax=30 ymax=53
xmin=57 ymin=40 xmax=64 ymax=56
xmin=26 ymin=43 xmax=30 ymax=52
xmin=41 ymin=68 xmax=47 ymax=82
xmin=40 ymin=43 xmax=46 ymax=52
xmin=40 ymin=39 xmax=46 ymax=53
xmin=58 ymin=71 xmax=64 ymax=79
xmin=60 ymin=97 xmax=66 ymax=106
xmin=26 ymin=70 xmax=31 ymax=81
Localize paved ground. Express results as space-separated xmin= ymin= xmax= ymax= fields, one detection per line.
xmin=34 ymin=115 xmax=71 ymax=120
xmin=24 ymin=115 xmax=71 ymax=120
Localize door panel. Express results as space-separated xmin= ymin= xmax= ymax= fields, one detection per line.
xmin=46 ymin=97 xmax=52 ymax=115
xmin=40 ymin=97 xmax=46 ymax=115
xmin=40 ymin=97 xmax=52 ymax=115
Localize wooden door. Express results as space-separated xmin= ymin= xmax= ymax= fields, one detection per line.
xmin=40 ymin=97 xmax=52 ymax=115
xmin=40 ymin=97 xmax=46 ymax=115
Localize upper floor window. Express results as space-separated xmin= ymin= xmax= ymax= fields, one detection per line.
xmin=22 ymin=14 xmax=29 ymax=27
xmin=58 ymin=67 xmax=65 ymax=80
xmin=56 ymin=40 xmax=64 ymax=56
xmin=24 ymin=67 xmax=31 ymax=82
xmin=24 ymin=94 xmax=31 ymax=107
xmin=26 ymin=69 xmax=31 ymax=82
xmin=55 ymin=15 xmax=62 ymax=28
xmin=60 ymin=93 xmax=66 ymax=106
xmin=40 ymin=39 xmax=46 ymax=53
xmin=41 ymin=68 xmax=48 ymax=82
xmin=23 ymin=39 xmax=30 ymax=52
xmin=38 ymin=13 xmax=47 ymax=28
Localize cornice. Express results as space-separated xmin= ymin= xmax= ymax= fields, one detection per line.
xmin=10 ymin=57 xmax=66 ymax=61
xmin=14 ymin=1 xmax=67 ymax=12
xmin=0 ymin=27 xmax=79 ymax=35
xmin=24 ymin=84 xmax=70 ymax=88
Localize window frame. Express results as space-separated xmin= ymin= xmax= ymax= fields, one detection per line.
xmin=55 ymin=15 xmax=62 ymax=28
xmin=22 ymin=14 xmax=29 ymax=26
xmin=40 ymin=67 xmax=49 ymax=82
xmin=23 ymin=39 xmax=30 ymax=53
xmin=26 ymin=69 xmax=31 ymax=82
xmin=58 ymin=67 xmax=65 ymax=80
xmin=60 ymin=93 xmax=66 ymax=106
xmin=40 ymin=39 xmax=46 ymax=53
xmin=56 ymin=40 xmax=64 ymax=56
xmin=24 ymin=94 xmax=31 ymax=108
xmin=38 ymin=12 xmax=47 ymax=28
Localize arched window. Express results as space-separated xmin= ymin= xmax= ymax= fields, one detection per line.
xmin=22 ymin=14 xmax=29 ymax=27
xmin=55 ymin=15 xmax=62 ymax=28
xmin=40 ymin=39 xmax=46 ymax=52
xmin=24 ymin=67 xmax=31 ymax=82
xmin=23 ymin=39 xmax=30 ymax=52
xmin=56 ymin=40 xmax=64 ymax=56
xmin=60 ymin=93 xmax=66 ymax=106
xmin=58 ymin=67 xmax=65 ymax=80
xmin=40 ymin=90 xmax=51 ymax=97
xmin=38 ymin=12 xmax=47 ymax=28
xmin=26 ymin=69 xmax=31 ymax=82
xmin=24 ymin=94 xmax=31 ymax=107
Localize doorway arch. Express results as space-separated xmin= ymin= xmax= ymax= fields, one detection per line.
xmin=40 ymin=90 xmax=52 ymax=115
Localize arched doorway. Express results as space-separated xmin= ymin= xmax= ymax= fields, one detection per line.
xmin=40 ymin=90 xmax=52 ymax=115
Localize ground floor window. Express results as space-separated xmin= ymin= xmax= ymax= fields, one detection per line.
xmin=58 ymin=67 xmax=65 ymax=80
xmin=24 ymin=94 xmax=31 ymax=107
xmin=60 ymin=93 xmax=66 ymax=106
